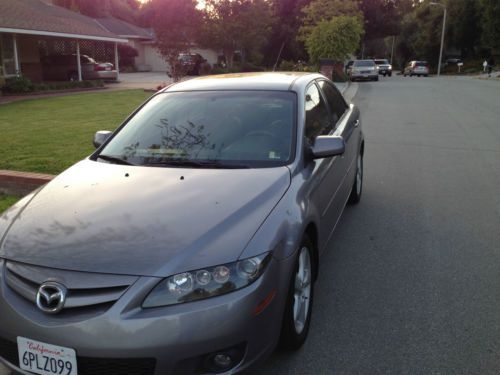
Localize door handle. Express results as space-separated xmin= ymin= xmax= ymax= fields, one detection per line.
xmin=354 ymin=120 xmax=360 ymax=127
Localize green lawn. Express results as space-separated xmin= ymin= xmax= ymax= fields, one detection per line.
xmin=0 ymin=90 xmax=152 ymax=175
xmin=0 ymin=194 xmax=20 ymax=213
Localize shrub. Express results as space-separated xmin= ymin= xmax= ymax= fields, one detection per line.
xmin=279 ymin=60 xmax=296 ymax=71
xmin=240 ymin=62 xmax=265 ymax=72
xmin=331 ymin=70 xmax=348 ymax=82
xmin=1 ymin=78 xmax=104 ymax=94
xmin=210 ymin=63 xmax=265 ymax=75
xmin=2 ymin=76 xmax=35 ymax=93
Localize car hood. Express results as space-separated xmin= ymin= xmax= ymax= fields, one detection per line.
xmin=0 ymin=160 xmax=290 ymax=277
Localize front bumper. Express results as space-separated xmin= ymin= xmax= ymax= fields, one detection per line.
xmin=0 ymin=256 xmax=294 ymax=375
xmin=378 ymin=68 xmax=392 ymax=75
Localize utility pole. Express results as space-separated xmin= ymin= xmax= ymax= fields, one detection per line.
xmin=430 ymin=2 xmax=446 ymax=76
xmin=390 ymin=36 xmax=395 ymax=65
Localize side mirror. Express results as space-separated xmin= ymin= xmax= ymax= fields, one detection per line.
xmin=93 ymin=130 xmax=112 ymax=148
xmin=311 ymin=136 xmax=345 ymax=159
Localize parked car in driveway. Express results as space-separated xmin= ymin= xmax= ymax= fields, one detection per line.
xmin=345 ymin=60 xmax=354 ymax=75
xmin=403 ymin=61 xmax=430 ymax=77
xmin=41 ymin=54 xmax=117 ymax=81
xmin=349 ymin=59 xmax=378 ymax=81
xmin=0 ymin=72 xmax=364 ymax=375
xmin=374 ymin=59 xmax=392 ymax=76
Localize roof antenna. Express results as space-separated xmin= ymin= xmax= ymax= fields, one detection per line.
xmin=273 ymin=41 xmax=285 ymax=72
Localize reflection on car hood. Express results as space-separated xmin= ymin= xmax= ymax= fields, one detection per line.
xmin=0 ymin=160 xmax=290 ymax=277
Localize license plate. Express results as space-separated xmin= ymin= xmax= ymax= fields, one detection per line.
xmin=17 ymin=337 xmax=77 ymax=375
xmin=106 ymin=67 xmax=111 ymax=71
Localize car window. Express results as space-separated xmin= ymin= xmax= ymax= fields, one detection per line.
xmin=304 ymin=83 xmax=331 ymax=144
xmin=317 ymin=80 xmax=347 ymax=126
xmin=100 ymin=91 xmax=296 ymax=168
xmin=354 ymin=60 xmax=375 ymax=67
xmin=375 ymin=59 xmax=388 ymax=64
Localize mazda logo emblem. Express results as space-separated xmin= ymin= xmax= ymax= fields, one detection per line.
xmin=36 ymin=281 xmax=67 ymax=314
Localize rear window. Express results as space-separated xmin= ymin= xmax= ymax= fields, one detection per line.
xmin=354 ymin=60 xmax=375 ymax=67
xmin=416 ymin=62 xmax=428 ymax=67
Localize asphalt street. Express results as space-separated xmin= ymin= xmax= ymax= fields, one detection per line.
xmin=257 ymin=75 xmax=500 ymax=374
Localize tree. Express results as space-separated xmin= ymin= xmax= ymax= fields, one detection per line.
xmin=305 ymin=16 xmax=364 ymax=63
xmin=152 ymin=0 xmax=200 ymax=81
xmin=298 ymin=0 xmax=362 ymax=42
xmin=477 ymin=0 xmax=500 ymax=51
xmin=446 ymin=0 xmax=481 ymax=58
xmin=199 ymin=0 xmax=274 ymax=67
xmin=261 ymin=0 xmax=312 ymax=66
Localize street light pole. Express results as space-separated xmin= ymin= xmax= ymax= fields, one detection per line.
xmin=430 ymin=2 xmax=446 ymax=77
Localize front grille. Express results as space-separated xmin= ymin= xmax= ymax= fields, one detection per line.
xmin=4 ymin=261 xmax=138 ymax=315
xmin=0 ymin=337 xmax=156 ymax=375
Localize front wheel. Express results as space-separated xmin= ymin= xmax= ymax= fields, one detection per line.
xmin=280 ymin=237 xmax=314 ymax=350
xmin=348 ymin=151 xmax=363 ymax=204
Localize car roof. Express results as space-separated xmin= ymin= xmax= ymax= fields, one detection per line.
xmin=163 ymin=72 xmax=322 ymax=92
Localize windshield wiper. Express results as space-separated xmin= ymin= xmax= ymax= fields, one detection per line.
xmin=145 ymin=160 xmax=251 ymax=169
xmin=97 ymin=154 xmax=135 ymax=166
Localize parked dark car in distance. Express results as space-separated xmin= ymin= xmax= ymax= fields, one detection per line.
xmin=178 ymin=53 xmax=209 ymax=75
xmin=41 ymin=54 xmax=117 ymax=81
xmin=345 ymin=60 xmax=354 ymax=75
xmin=0 ymin=72 xmax=364 ymax=375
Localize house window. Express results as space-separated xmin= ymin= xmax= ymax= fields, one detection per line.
xmin=1 ymin=34 xmax=17 ymax=76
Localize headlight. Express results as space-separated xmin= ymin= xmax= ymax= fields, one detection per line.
xmin=142 ymin=253 xmax=271 ymax=308
xmin=389 ymin=65 xmax=393 ymax=70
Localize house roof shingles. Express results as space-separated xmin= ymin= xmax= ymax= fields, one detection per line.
xmin=0 ymin=0 xmax=126 ymax=42
xmin=95 ymin=18 xmax=153 ymax=40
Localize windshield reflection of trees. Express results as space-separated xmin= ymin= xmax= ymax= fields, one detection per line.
xmin=122 ymin=118 xmax=216 ymax=163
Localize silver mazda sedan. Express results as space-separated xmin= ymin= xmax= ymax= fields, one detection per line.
xmin=0 ymin=72 xmax=364 ymax=375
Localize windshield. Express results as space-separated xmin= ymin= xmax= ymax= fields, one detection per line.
xmin=375 ymin=59 xmax=389 ymax=64
xmin=98 ymin=91 xmax=296 ymax=168
xmin=354 ymin=60 xmax=375 ymax=67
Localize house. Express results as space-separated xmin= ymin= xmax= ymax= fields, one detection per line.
xmin=95 ymin=17 xmax=221 ymax=73
xmin=0 ymin=0 xmax=127 ymax=82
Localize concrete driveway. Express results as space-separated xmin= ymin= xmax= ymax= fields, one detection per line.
xmin=109 ymin=72 xmax=173 ymax=90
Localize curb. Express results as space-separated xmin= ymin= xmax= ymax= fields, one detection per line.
xmin=0 ymin=170 xmax=54 ymax=196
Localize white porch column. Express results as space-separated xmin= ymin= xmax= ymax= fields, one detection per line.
xmin=76 ymin=41 xmax=82 ymax=81
xmin=13 ymin=34 xmax=20 ymax=76
xmin=114 ymin=42 xmax=120 ymax=81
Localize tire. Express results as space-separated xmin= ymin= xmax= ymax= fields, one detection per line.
xmin=280 ymin=236 xmax=314 ymax=350
xmin=389 ymin=73 xmax=392 ymax=77
xmin=348 ymin=151 xmax=363 ymax=204
xmin=403 ymin=73 xmax=407 ymax=77
xmin=374 ymin=76 xmax=379 ymax=81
